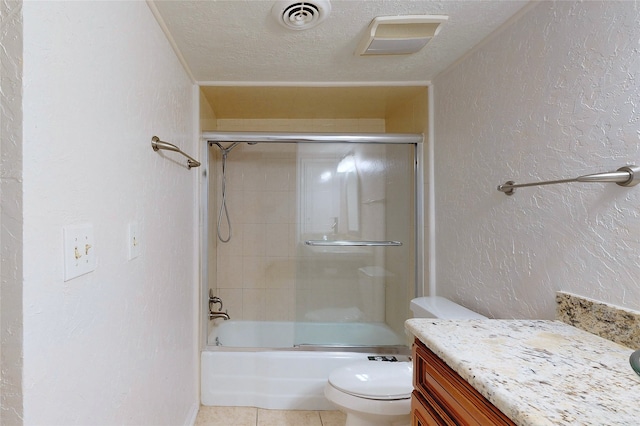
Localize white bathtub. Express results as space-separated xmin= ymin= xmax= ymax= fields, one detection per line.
xmin=201 ymin=320 xmax=409 ymax=410
xmin=211 ymin=320 xmax=406 ymax=348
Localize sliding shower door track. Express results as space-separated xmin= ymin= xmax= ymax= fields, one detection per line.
xmin=205 ymin=344 xmax=410 ymax=355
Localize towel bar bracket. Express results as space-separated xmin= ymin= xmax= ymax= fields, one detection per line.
xmin=151 ymin=136 xmax=201 ymax=169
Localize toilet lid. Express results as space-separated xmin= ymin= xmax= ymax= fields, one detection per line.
xmin=328 ymin=361 xmax=413 ymax=400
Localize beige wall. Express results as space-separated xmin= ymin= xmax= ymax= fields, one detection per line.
xmin=200 ymin=92 xmax=217 ymax=131
xmin=217 ymin=118 xmax=386 ymax=133
xmin=385 ymin=88 xmax=428 ymax=134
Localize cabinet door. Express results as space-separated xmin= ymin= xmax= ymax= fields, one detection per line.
xmin=412 ymin=391 xmax=455 ymax=426
xmin=412 ymin=339 xmax=516 ymax=426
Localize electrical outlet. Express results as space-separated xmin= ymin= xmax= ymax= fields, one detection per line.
xmin=128 ymin=222 xmax=141 ymax=260
xmin=63 ymin=224 xmax=96 ymax=281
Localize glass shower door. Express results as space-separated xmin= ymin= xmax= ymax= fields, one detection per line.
xmin=294 ymin=142 xmax=416 ymax=348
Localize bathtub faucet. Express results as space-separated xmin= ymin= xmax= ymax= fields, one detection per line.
xmin=209 ymin=290 xmax=230 ymax=321
xmin=209 ymin=310 xmax=230 ymax=321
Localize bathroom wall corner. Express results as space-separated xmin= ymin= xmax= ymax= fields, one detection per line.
xmin=0 ymin=0 xmax=24 ymax=423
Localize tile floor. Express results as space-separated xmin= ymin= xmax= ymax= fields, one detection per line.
xmin=195 ymin=406 xmax=346 ymax=426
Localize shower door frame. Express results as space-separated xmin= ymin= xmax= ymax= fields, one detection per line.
xmin=199 ymin=132 xmax=425 ymax=352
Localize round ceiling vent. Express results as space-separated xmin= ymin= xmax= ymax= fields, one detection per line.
xmin=272 ymin=0 xmax=331 ymax=31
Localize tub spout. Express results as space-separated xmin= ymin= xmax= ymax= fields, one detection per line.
xmin=209 ymin=311 xmax=230 ymax=321
xmin=208 ymin=290 xmax=229 ymax=320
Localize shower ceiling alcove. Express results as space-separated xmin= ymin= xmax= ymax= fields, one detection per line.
xmin=200 ymin=85 xmax=428 ymax=349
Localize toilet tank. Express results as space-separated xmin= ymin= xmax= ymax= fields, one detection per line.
xmin=410 ymin=297 xmax=487 ymax=319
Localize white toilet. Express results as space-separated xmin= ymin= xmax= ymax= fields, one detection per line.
xmin=324 ymin=296 xmax=486 ymax=426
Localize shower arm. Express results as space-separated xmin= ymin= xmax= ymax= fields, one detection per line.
xmin=151 ymin=136 xmax=201 ymax=169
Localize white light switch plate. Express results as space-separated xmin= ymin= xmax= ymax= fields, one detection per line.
xmin=63 ymin=224 xmax=96 ymax=281
xmin=127 ymin=222 xmax=141 ymax=260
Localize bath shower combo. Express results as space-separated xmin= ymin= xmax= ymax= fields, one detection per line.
xmin=201 ymin=131 xmax=424 ymax=410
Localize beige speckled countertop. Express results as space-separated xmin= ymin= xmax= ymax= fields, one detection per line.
xmin=405 ymin=319 xmax=640 ymax=426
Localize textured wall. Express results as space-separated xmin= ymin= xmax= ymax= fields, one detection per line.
xmin=1 ymin=0 xmax=24 ymax=423
xmin=21 ymin=2 xmax=197 ymax=424
xmin=433 ymin=1 xmax=640 ymax=319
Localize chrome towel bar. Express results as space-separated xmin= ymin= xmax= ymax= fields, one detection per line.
xmin=151 ymin=136 xmax=201 ymax=169
xmin=497 ymin=165 xmax=640 ymax=195
xmin=305 ymin=240 xmax=402 ymax=247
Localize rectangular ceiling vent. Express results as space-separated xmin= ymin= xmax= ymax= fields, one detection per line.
xmin=356 ymin=15 xmax=448 ymax=56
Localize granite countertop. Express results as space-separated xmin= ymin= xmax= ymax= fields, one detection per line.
xmin=405 ymin=319 xmax=640 ymax=426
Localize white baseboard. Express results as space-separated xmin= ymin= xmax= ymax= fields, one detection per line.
xmin=184 ymin=402 xmax=199 ymax=426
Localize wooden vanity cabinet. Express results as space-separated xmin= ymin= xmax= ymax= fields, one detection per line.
xmin=411 ymin=339 xmax=516 ymax=426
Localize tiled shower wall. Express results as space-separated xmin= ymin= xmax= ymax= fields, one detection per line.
xmin=213 ymin=141 xmax=297 ymax=321
xmin=211 ymin=119 xmax=386 ymax=322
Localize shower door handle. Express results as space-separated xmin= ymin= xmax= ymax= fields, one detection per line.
xmin=304 ymin=240 xmax=403 ymax=247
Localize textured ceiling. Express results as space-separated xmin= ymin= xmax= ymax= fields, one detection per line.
xmin=151 ymin=0 xmax=530 ymax=84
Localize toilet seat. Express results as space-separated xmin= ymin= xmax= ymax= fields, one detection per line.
xmin=327 ymin=361 xmax=413 ymax=400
